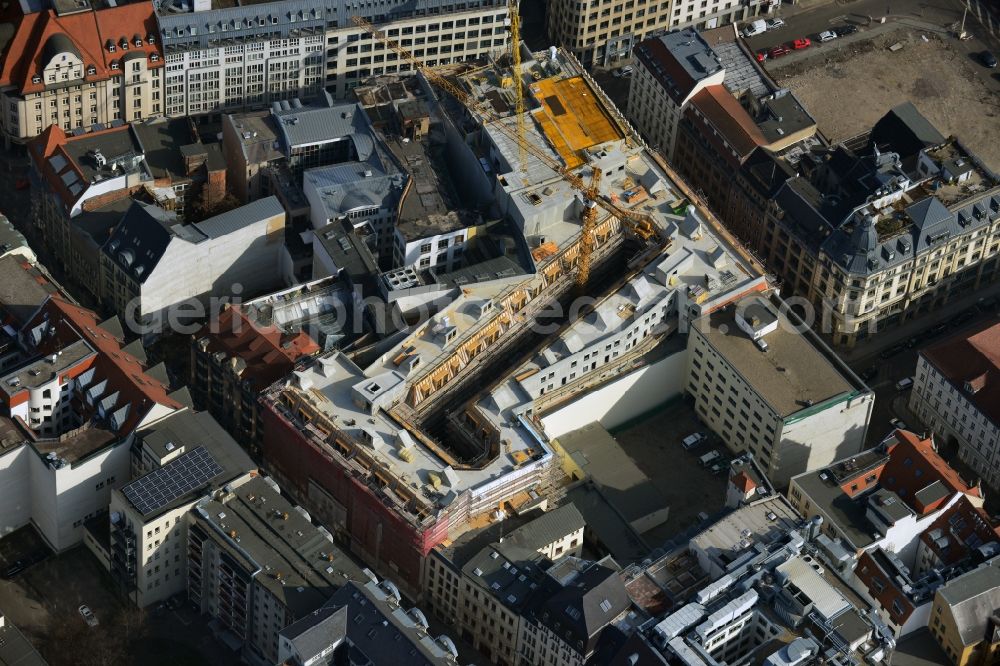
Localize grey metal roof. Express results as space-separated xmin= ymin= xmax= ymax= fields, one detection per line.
xmin=273 ymin=99 xmax=371 ymax=151
xmin=101 ymin=202 xmax=178 ymax=284
xmin=938 ymin=559 xmax=1000 ymax=646
xmin=657 ymin=28 xmax=724 ymax=85
xmin=505 ymin=503 xmax=585 ymax=552
xmin=822 ymin=190 xmax=1000 ymax=277
xmin=534 ymin=561 xmax=632 ymax=655
xmin=304 ymin=161 xmax=406 ymax=220
xmin=871 ymin=102 xmax=947 ymax=158
xmin=193 ymin=196 xmax=284 ymax=239
xmin=0 ymin=255 xmax=54 ymax=327
xmin=279 ymin=606 xmax=348 ymax=664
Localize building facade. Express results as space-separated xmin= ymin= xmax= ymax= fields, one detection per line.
xmin=547 ymin=0 xmax=773 ymax=67
xmin=187 ymin=475 xmax=365 ymax=666
xmin=736 ymin=104 xmax=1000 ymax=347
xmin=929 ymin=559 xmax=1000 ymax=666
xmin=627 ymin=28 xmax=725 ymax=160
xmin=101 ymin=198 xmax=286 ymax=326
xmin=155 ymin=0 xmax=509 ymax=116
xmin=909 ymin=320 xmax=1000 ymax=490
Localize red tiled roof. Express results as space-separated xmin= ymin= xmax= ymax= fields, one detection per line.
xmin=0 ymin=4 xmax=162 ymax=96
xmin=919 ymin=495 xmax=1000 ymax=567
xmin=27 ymin=123 xmax=133 ymax=209
xmin=922 ymin=319 xmax=1000 ymax=426
xmin=731 ymin=471 xmax=757 ymax=493
xmin=881 ymin=430 xmax=981 ymax=515
xmin=688 ymin=85 xmax=768 ymax=160
xmin=24 ymin=295 xmax=181 ymax=435
xmin=196 ymin=307 xmax=320 ymax=388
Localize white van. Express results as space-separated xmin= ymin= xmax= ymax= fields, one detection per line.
xmin=682 ymin=432 xmax=707 ymax=450
xmin=699 ymin=450 xmax=722 ymax=467
xmin=895 ymin=377 xmax=914 ymax=391
xmin=742 ymin=20 xmax=767 ymax=38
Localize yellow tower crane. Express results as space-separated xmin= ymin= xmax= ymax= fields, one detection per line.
xmin=351 ymin=16 xmax=664 ymax=292
xmin=508 ymin=0 xmax=527 ymax=170
xmin=576 ymin=166 xmax=601 ymax=293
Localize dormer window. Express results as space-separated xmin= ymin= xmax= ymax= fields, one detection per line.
xmin=147 ymin=34 xmax=155 ymax=44
xmin=150 ymin=53 xmax=159 ymax=62
xmin=111 ymin=61 xmax=119 ymax=70
xmin=31 ymin=74 xmax=41 ymax=84
xmin=134 ymin=37 xmax=143 ymax=47
xmin=86 ymin=65 xmax=96 ymax=75
xmin=120 ymin=39 xmax=129 ymax=50
xmin=107 ymin=40 xmax=115 ymax=53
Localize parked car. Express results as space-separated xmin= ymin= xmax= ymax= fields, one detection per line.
xmin=699 ymin=450 xmax=722 ymax=467
xmin=78 ymin=605 xmax=99 ymax=628
xmin=2 ymin=549 xmax=48 ymax=580
xmin=613 ymin=65 xmax=634 ymax=78
xmin=895 ymin=377 xmax=914 ymax=391
xmin=743 ymin=19 xmax=767 ymax=38
xmin=766 ymin=18 xmax=786 ymax=30
xmin=755 ymin=50 xmax=768 ymax=63
xmin=791 ymin=38 xmax=811 ymax=50
xmin=768 ymin=45 xmax=791 ymax=58
xmin=818 ymin=30 xmax=838 ymax=43
xmin=835 ymin=24 xmax=859 ymax=37
xmin=982 ymin=51 xmax=998 ymax=68
xmin=682 ymin=432 xmax=707 ymax=450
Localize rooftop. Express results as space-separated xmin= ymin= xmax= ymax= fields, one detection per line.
xmin=0 ymin=256 xmax=59 ymax=328
xmin=554 ymin=423 xmax=667 ymax=530
xmin=634 ymin=28 xmax=724 ymax=106
xmin=282 ymin=343 xmax=547 ymax=503
xmin=0 ymin=3 xmax=162 ymax=96
xmin=133 ymin=407 xmax=254 ymax=473
xmin=936 ymin=557 xmax=1000 ymax=647
xmin=0 ymin=613 xmax=47 ymax=666
xmin=690 ymin=496 xmax=802 ymax=569
xmin=195 ymin=475 xmax=367 ymax=618
xmin=0 ymin=339 xmax=94 ymax=397
xmin=0 ymin=214 xmax=30 ymax=258
xmin=792 ymin=430 xmax=981 ymax=549
xmin=694 ymin=294 xmax=859 ymax=418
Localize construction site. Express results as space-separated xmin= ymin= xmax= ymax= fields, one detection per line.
xmin=258 ymin=37 xmax=767 ymax=599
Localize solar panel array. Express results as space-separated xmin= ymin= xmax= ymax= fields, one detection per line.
xmin=122 ymin=446 xmax=223 ymax=517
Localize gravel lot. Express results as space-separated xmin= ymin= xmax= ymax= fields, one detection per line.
xmin=773 ymin=28 xmax=1000 ymax=171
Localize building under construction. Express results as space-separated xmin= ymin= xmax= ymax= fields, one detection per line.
xmin=259 ymin=47 xmax=766 ymax=599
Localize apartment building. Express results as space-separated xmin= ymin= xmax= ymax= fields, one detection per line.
xmin=910 ymin=319 xmax=1000 ymax=489
xmin=738 ymin=104 xmax=1000 ymax=348
xmin=28 ymin=123 xmax=150 ymax=301
xmin=187 ymin=475 xmax=366 ymax=666
xmin=686 ymin=293 xmax=873 ymax=487
xmin=424 ymin=504 xmax=585 ymax=665
xmin=100 ymin=198 xmax=286 ymax=327
xmin=547 ymin=0 xmax=773 ymax=67
xmin=155 ymin=0 xmax=508 ymax=117
xmin=279 ymin=579 xmax=464 ymax=666
xmin=787 ymin=430 xmax=984 ymax=569
xmin=107 ymin=409 xmax=255 ymax=608
xmin=0 ymin=295 xmax=183 ymax=550
xmin=0 ymin=2 xmax=163 ymax=147
xmin=627 ymin=28 xmax=724 ymax=159
xmin=518 ymin=558 xmax=633 ymax=666
xmin=929 ymin=558 xmax=1000 ymax=666
xmin=189 ymin=302 xmax=320 ymax=455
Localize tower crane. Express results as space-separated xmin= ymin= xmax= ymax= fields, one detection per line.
xmin=507 ymin=0 xmax=527 ymax=171
xmin=351 ymin=16 xmax=665 ymax=291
